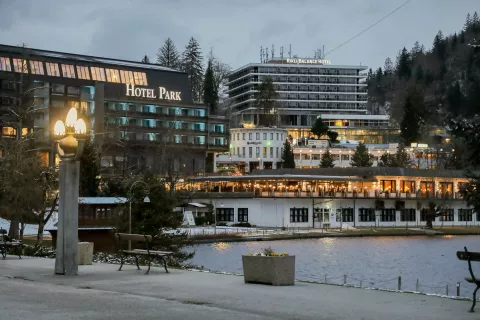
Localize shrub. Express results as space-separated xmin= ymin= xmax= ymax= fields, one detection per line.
xmin=216 ymin=222 xmax=227 ymax=226
xmin=232 ymin=222 xmax=252 ymax=227
xmin=194 ymin=216 xmax=206 ymax=226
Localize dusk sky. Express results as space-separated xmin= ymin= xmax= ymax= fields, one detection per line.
xmin=0 ymin=0 xmax=478 ymax=71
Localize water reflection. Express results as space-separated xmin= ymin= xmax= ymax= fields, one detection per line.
xmin=189 ymin=236 xmax=480 ymax=295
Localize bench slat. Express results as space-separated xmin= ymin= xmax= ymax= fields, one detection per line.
xmin=120 ymin=250 xmax=171 ymax=257
xmin=134 ymin=249 xmax=173 ymax=255
xmin=116 ymin=233 xmax=152 ymax=242
xmin=457 ymin=251 xmax=480 ymax=261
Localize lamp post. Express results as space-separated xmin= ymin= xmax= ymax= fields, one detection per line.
xmin=128 ymin=180 xmax=150 ymax=250
xmin=53 ymin=107 xmax=87 ymax=276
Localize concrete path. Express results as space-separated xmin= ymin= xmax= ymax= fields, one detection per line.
xmin=0 ymin=256 xmax=477 ymax=320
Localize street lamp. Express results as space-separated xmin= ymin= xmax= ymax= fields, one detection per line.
xmin=53 ymin=107 xmax=87 ymax=276
xmin=128 ymin=180 xmax=150 ymax=250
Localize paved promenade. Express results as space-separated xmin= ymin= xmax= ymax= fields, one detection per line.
xmin=0 ymin=256 xmax=478 ymax=320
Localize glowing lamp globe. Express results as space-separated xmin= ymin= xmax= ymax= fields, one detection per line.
xmin=74 ymin=119 xmax=86 ymax=134
xmin=65 ymin=108 xmax=78 ymax=127
xmin=54 ymin=120 xmax=66 ymax=136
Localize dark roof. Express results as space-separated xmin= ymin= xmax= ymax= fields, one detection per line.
xmin=254 ymin=167 xmax=474 ymax=179
xmin=0 ymin=44 xmax=180 ymax=73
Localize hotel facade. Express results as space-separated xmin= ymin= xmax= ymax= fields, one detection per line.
xmin=0 ymin=44 xmax=229 ymax=176
xmin=227 ymin=58 xmax=397 ymax=144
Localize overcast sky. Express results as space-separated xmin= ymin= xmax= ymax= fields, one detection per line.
xmin=0 ymin=0 xmax=477 ymax=71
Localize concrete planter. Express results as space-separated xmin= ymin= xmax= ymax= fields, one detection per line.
xmin=242 ymin=255 xmax=295 ymax=286
xmin=77 ymin=242 xmax=94 ymax=265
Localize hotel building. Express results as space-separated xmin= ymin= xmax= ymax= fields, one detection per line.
xmin=0 ymin=44 xmax=228 ymax=176
xmin=227 ymin=58 xmax=398 ymax=144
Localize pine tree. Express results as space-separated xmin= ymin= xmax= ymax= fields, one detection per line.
xmin=182 ymin=37 xmax=204 ymax=102
xmin=320 ymin=148 xmax=335 ymax=168
xmin=203 ymin=58 xmax=218 ymax=114
xmin=465 ymin=13 xmax=472 ymax=31
xmin=446 ymin=81 xmax=465 ymax=116
xmin=79 ymin=139 xmax=99 ymax=197
xmin=310 ymin=117 xmax=328 ymax=138
xmin=473 ymin=12 xmax=480 ymax=32
xmin=350 ymin=142 xmax=373 ymax=167
xmin=157 ymin=38 xmax=180 ymax=69
xmin=396 ymin=47 xmax=411 ymax=79
xmin=411 ymin=41 xmax=423 ymax=61
xmin=141 ymin=55 xmax=150 ymax=64
xmin=400 ymin=92 xmax=424 ymax=146
xmin=415 ymin=65 xmax=424 ymax=81
xmin=383 ymin=57 xmax=394 ymax=75
xmin=256 ymin=77 xmax=278 ymax=126
xmin=281 ymin=140 xmax=295 ymax=168
xmin=433 ymin=30 xmax=446 ymax=60
xmin=379 ymin=146 xmax=412 ymax=168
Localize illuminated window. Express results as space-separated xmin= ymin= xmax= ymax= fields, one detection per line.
xmin=12 ymin=58 xmax=28 ymax=73
xmin=105 ymin=69 xmax=120 ymax=83
xmin=80 ymin=101 xmax=88 ymax=114
xmin=45 ymin=63 xmax=60 ymax=76
xmin=61 ymin=64 xmax=76 ymax=78
xmin=91 ymin=67 xmax=106 ymax=81
xmin=0 ymin=57 xmax=12 ymax=71
xmin=133 ymin=72 xmax=148 ymax=85
xmin=120 ymin=70 xmax=135 ymax=84
xmin=38 ymin=152 xmax=49 ymax=167
xmin=29 ymin=60 xmax=44 ymax=75
xmin=2 ymin=127 xmax=15 ymax=136
xmin=76 ymin=66 xmax=90 ymax=80
xmin=334 ymin=120 xmax=343 ymax=127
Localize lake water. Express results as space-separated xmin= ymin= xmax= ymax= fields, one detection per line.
xmin=188 ymin=235 xmax=480 ymax=296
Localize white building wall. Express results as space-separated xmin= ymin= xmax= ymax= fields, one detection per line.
xmin=204 ymin=197 xmax=477 ymax=228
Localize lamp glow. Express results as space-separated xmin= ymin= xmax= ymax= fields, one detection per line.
xmin=74 ymin=119 xmax=86 ymax=134
xmin=65 ymin=108 xmax=78 ymax=127
xmin=54 ymin=120 xmax=66 ymax=136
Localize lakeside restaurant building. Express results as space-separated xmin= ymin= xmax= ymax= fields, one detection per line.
xmin=187 ymin=168 xmax=476 ymax=229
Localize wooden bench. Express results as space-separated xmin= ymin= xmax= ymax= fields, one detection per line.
xmin=0 ymin=229 xmax=23 ymax=259
xmin=457 ymin=246 xmax=480 ymax=312
xmin=115 ymin=233 xmax=173 ymax=274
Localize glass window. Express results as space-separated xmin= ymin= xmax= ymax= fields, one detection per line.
xmin=459 ymin=209 xmax=473 ymax=222
xmin=12 ymin=58 xmax=27 ymax=73
xmin=46 ymin=63 xmax=60 ymax=76
xmin=380 ymin=180 xmax=396 ymax=192
xmin=216 ymin=208 xmax=234 ymax=222
xmin=248 ymin=133 xmax=252 ymax=140
xmin=276 ymin=133 xmax=279 ymax=140
xmin=76 ymin=66 xmax=90 ymax=80
xmin=0 ymin=57 xmax=12 ymax=71
xmin=400 ymin=209 xmax=416 ymax=222
xmin=380 ymin=209 xmax=396 ymax=222
xmin=290 ymin=208 xmax=309 ymax=222
xmin=120 ymin=70 xmax=135 ymax=84
xmin=61 ymin=64 xmax=76 ymax=78
xmin=238 ymin=208 xmax=248 ymax=222
xmin=256 ymin=133 xmax=260 ymax=140
xmin=340 ymin=208 xmax=354 ymax=222
xmin=249 ymin=147 xmax=252 ymax=158
xmin=359 ymin=208 xmax=375 ymax=222
xmin=270 ymin=147 xmax=273 ymax=158
xmin=105 ymin=69 xmax=120 ymax=83
xmin=400 ymin=181 xmax=415 ymax=193
xmin=29 ymin=60 xmax=44 ymax=75
xmin=263 ymin=133 xmax=267 ymax=140
xmin=270 ymin=133 xmax=273 ymax=140
xmin=133 ymin=72 xmax=148 ymax=85
xmin=91 ymin=67 xmax=106 ymax=81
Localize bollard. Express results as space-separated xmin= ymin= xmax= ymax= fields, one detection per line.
xmin=446 ymin=285 xmax=449 ymax=296
xmin=457 ymin=282 xmax=460 ymax=296
xmin=416 ymin=279 xmax=419 ymax=292
xmin=398 ymin=276 xmax=402 ymax=291
xmin=344 ymin=275 xmax=347 ymax=285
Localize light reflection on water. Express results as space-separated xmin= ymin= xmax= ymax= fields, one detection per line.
xmin=188 ymin=235 xmax=480 ymax=295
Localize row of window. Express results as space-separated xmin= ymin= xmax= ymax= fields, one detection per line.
xmin=0 ymin=57 xmax=147 ymax=85
xmin=106 ymin=102 xmax=207 ymax=118
xmin=232 ymin=146 xmax=282 ymax=159
xmin=232 ymin=132 xmax=286 ymax=142
xmin=216 ymin=208 xmax=248 ymax=222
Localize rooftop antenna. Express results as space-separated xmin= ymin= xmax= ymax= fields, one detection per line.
xmin=271 ymin=44 xmax=275 ymax=59
xmin=280 ymin=46 xmax=284 ymax=60
xmin=260 ymin=46 xmax=263 ymax=63
xmin=288 ymin=44 xmax=292 ymax=58
xmin=322 ymin=45 xmax=325 ymax=59
xmin=265 ymin=46 xmax=269 ymax=61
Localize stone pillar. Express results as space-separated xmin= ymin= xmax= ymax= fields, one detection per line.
xmin=55 ymin=160 xmax=80 ymax=276
xmin=213 ymin=152 xmax=217 ymax=173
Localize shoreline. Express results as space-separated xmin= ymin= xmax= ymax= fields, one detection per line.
xmin=191 ymin=228 xmax=480 ymax=244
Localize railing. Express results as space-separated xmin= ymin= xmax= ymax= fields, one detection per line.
xmin=190 ymin=189 xmax=463 ymax=200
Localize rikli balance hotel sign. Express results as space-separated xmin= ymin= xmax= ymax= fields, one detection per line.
xmin=125 ymin=84 xmax=182 ymax=101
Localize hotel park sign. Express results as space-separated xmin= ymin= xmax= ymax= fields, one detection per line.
xmin=286 ymin=58 xmax=332 ymax=65
xmin=125 ymin=84 xmax=182 ymax=101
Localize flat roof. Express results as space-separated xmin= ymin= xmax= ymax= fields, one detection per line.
xmin=189 ymin=174 xmax=376 ymax=183
xmin=0 ymin=44 xmax=181 ymax=73
xmin=229 ymin=63 xmax=368 ymax=75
